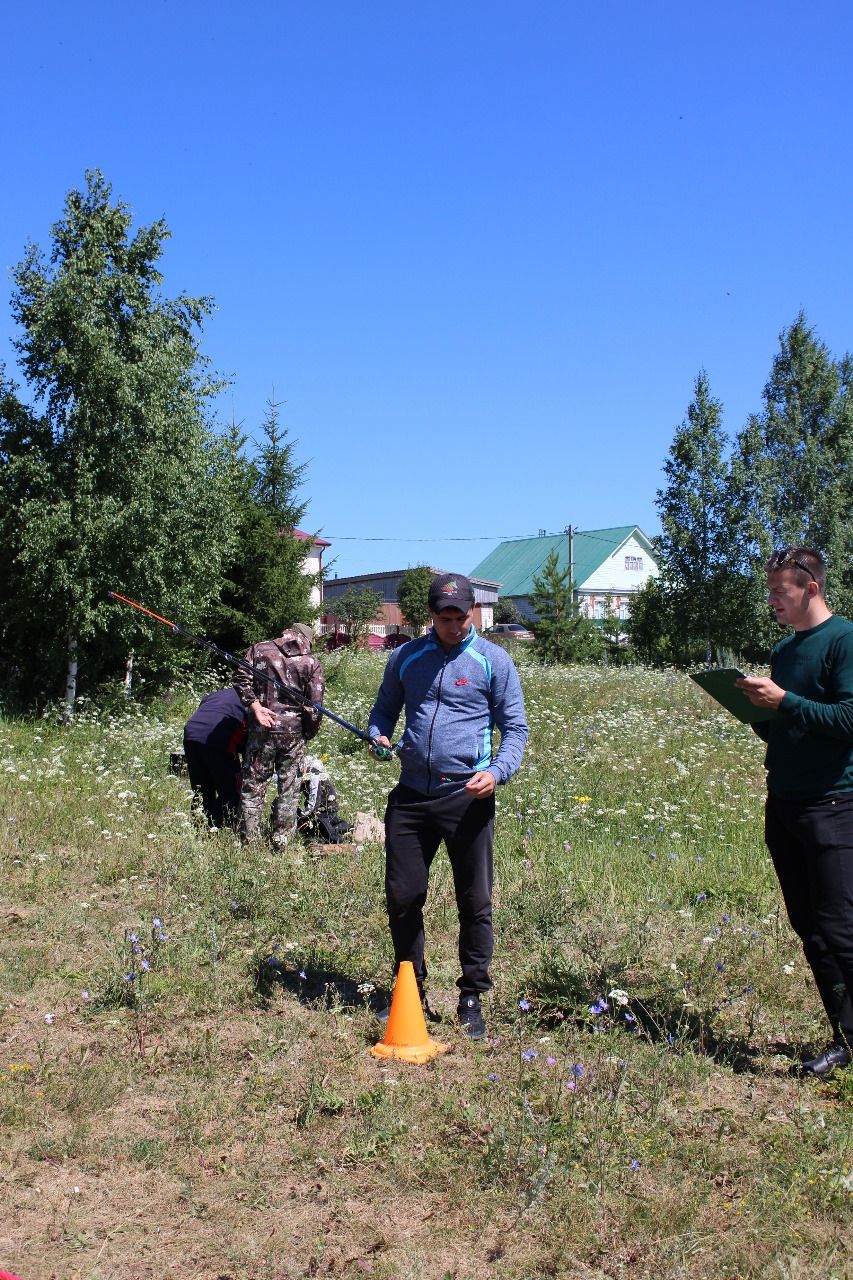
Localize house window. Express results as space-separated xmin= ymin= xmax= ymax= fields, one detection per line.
xmin=625 ymin=555 xmax=643 ymax=571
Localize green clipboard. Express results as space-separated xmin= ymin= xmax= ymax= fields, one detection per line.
xmin=689 ymin=667 xmax=779 ymax=724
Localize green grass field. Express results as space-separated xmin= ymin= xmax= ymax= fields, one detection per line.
xmin=1 ymin=653 xmax=851 ymax=1279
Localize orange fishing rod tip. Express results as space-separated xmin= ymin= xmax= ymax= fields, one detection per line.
xmin=108 ymin=592 xmax=175 ymax=628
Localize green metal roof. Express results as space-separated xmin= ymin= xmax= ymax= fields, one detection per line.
xmin=468 ymin=526 xmax=654 ymax=596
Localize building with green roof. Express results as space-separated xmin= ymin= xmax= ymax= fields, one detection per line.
xmin=469 ymin=526 xmax=658 ymax=622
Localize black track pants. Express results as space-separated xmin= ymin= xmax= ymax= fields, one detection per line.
xmin=765 ymin=792 xmax=853 ymax=1044
xmin=384 ymin=783 xmax=495 ymax=994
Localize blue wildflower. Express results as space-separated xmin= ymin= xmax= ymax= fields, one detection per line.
xmin=518 ymin=998 xmax=531 ymax=1012
xmin=589 ymin=996 xmax=607 ymax=1015
xmin=629 ymin=1158 xmax=640 ymax=1171
xmin=571 ymin=1063 xmax=584 ymax=1078
xmin=521 ymin=1049 xmax=538 ymax=1063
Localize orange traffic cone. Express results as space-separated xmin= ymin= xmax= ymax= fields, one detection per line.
xmin=370 ymin=961 xmax=450 ymax=1064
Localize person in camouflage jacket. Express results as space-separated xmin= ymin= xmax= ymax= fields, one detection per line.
xmin=233 ymin=623 xmax=325 ymax=847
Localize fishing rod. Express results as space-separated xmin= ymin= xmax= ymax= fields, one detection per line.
xmin=108 ymin=591 xmax=395 ymax=760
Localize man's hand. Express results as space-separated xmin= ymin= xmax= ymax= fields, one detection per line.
xmin=735 ymin=676 xmax=786 ymax=709
xmin=251 ymin=700 xmax=278 ymax=729
xmin=465 ymin=770 xmax=496 ymax=798
xmin=369 ymin=734 xmax=392 ymax=760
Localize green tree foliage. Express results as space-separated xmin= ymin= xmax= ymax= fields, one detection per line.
xmin=729 ymin=314 xmax=853 ymax=629
xmin=211 ymin=396 xmax=316 ymax=650
xmin=0 ymin=170 xmax=237 ymax=710
xmin=329 ymin=588 xmax=383 ymax=647
xmin=625 ymin=577 xmax=675 ymax=665
xmin=600 ymin=596 xmax=628 ymax=665
xmin=253 ymin=391 xmax=308 ymax=527
xmin=530 ymin=550 xmax=604 ymax=665
xmin=653 ymin=371 xmax=749 ymax=665
xmin=397 ymin=566 xmax=434 ymax=631
xmin=494 ymin=597 xmax=524 ymax=625
xmin=639 ymin=316 xmax=853 ymax=668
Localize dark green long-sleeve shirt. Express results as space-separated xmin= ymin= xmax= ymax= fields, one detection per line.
xmin=754 ymin=614 xmax=853 ymax=800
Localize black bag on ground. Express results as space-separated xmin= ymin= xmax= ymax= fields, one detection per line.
xmin=297 ymin=761 xmax=353 ymax=844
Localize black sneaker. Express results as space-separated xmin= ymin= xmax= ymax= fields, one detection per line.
xmin=801 ymin=1042 xmax=852 ymax=1078
xmin=457 ymin=993 xmax=486 ymax=1040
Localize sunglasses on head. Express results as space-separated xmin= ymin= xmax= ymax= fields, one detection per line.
xmin=767 ymin=547 xmax=818 ymax=583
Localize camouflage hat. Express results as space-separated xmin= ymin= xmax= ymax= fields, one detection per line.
xmin=291 ymin=623 xmax=315 ymax=644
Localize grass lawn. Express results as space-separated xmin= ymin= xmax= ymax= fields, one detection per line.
xmin=1 ymin=653 xmax=851 ymax=1279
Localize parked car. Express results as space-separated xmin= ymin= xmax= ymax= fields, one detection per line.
xmin=485 ymin=622 xmax=535 ymax=641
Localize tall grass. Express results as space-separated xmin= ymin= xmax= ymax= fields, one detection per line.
xmin=1 ymin=653 xmax=850 ymax=1280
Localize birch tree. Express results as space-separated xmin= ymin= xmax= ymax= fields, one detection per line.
xmin=0 ymin=170 xmax=237 ymax=711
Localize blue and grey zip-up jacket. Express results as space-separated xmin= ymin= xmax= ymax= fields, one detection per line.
xmin=368 ymin=626 xmax=528 ymax=797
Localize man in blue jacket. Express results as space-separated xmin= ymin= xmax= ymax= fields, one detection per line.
xmin=368 ymin=572 xmax=528 ymax=1038
xmin=183 ymin=687 xmax=248 ymax=829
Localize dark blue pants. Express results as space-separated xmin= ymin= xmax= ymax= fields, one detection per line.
xmin=384 ymin=783 xmax=495 ymax=994
xmin=765 ymin=792 xmax=853 ymax=1045
xmin=183 ymin=737 xmax=241 ymax=829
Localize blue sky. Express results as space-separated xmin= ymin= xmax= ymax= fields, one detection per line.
xmin=2 ymin=2 xmax=852 ymax=579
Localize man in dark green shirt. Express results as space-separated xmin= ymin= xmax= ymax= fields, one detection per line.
xmin=737 ymin=547 xmax=853 ymax=1077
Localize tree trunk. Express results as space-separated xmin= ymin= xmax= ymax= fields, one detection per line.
xmin=64 ymin=635 xmax=78 ymax=722
xmin=124 ymin=650 xmax=134 ymax=700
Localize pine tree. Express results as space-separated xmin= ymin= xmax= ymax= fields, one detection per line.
xmin=655 ymin=371 xmax=735 ymax=664
xmin=211 ymin=396 xmax=315 ymax=650
xmin=253 ymin=392 xmax=307 ymax=528
xmin=530 ymin=550 xmax=603 ymax=664
xmin=728 ymin=314 xmax=853 ymax=647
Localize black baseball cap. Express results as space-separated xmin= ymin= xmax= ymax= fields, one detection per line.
xmin=428 ymin=573 xmax=475 ymax=612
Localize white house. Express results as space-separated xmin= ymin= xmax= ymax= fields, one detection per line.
xmin=469 ymin=526 xmax=659 ymax=622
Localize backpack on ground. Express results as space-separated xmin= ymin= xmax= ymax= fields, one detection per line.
xmin=297 ymin=756 xmax=353 ymax=844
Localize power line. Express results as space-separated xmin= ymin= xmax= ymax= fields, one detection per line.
xmin=321 ymin=527 xmax=648 ymax=547
xmin=322 ymin=532 xmax=540 ymax=542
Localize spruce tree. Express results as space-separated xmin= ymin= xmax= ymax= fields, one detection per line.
xmin=530 ymin=550 xmax=603 ymax=664
xmin=729 ymin=314 xmax=853 ymax=646
xmin=211 ymin=395 xmax=316 ymax=650
xmin=655 ymin=371 xmax=735 ymax=664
